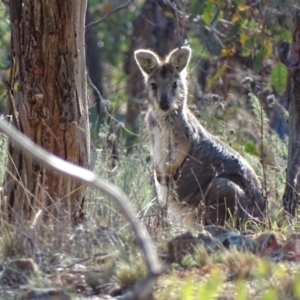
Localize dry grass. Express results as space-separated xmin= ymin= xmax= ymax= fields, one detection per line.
xmin=0 ymin=93 xmax=292 ymax=299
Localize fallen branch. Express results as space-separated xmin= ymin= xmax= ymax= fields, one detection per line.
xmin=0 ymin=118 xmax=164 ymax=299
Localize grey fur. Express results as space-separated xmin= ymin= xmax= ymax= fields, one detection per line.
xmin=135 ymin=47 xmax=265 ymax=228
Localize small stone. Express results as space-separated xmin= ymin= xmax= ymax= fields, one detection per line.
xmin=71 ymin=263 xmax=87 ymax=272
xmin=167 ymin=231 xmax=223 ymax=262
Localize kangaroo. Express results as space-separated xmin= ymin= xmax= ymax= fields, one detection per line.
xmin=134 ymin=46 xmax=265 ymax=228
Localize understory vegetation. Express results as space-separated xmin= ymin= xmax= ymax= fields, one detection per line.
xmin=0 ymin=0 xmax=299 ymax=299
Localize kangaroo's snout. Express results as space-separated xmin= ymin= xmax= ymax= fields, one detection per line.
xmin=159 ymin=102 xmax=170 ymax=111
xmin=159 ymin=92 xmax=170 ymax=111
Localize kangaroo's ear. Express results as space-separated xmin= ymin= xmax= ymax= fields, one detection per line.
xmin=134 ymin=49 xmax=160 ymax=75
xmin=168 ymin=46 xmax=191 ymax=73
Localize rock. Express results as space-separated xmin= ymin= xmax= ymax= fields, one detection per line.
xmin=2 ymin=258 xmax=39 ymax=285
xmin=218 ymin=232 xmax=259 ymax=252
xmin=166 ymin=228 xmax=283 ymax=265
xmin=197 ymin=232 xmax=224 ymax=252
xmin=253 ymin=231 xmax=285 ymax=253
xmin=167 ymin=231 xmax=223 ymax=262
xmin=280 ymin=236 xmax=300 ymax=262
xmin=204 ymin=225 xmax=231 ymax=237
xmin=167 ymin=232 xmax=201 ymax=262
xmin=19 ymin=288 xmax=70 ymax=300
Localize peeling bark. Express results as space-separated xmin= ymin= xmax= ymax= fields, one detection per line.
xmin=4 ymin=0 xmax=89 ymax=224
xmin=283 ymin=10 xmax=300 ymax=216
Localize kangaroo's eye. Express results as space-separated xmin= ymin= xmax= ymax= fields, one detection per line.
xmin=173 ymin=81 xmax=177 ymax=89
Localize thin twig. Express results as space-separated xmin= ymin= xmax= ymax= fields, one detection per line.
xmin=5 ymin=84 xmax=19 ymax=130
xmin=0 ymin=119 xmax=164 ymax=299
xmin=258 ymin=5 xmax=271 ymax=229
xmin=87 ymin=76 xmax=140 ymax=137
xmin=86 ymin=0 xmax=133 ymax=30
xmin=64 ymin=251 xmax=119 ymax=269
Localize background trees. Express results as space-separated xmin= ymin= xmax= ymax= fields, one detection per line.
xmin=283 ymin=10 xmax=300 ymax=216
xmin=0 ymin=1 xmax=299 ymax=298
xmin=0 ymin=0 xmax=295 ymax=227
xmin=124 ymin=0 xmax=186 ymax=134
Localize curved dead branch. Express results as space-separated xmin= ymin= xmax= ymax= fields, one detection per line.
xmin=0 ymin=119 xmax=164 ymax=299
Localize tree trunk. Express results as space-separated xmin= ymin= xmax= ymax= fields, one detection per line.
xmin=85 ymin=6 xmax=105 ymax=124
xmin=283 ymin=10 xmax=300 ymax=216
xmin=124 ymin=0 xmax=186 ymax=133
xmin=4 ymin=0 xmax=89 ymax=224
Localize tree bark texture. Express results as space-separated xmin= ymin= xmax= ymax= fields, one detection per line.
xmin=124 ymin=0 xmax=186 ymax=132
xmin=283 ymin=10 xmax=300 ymax=216
xmin=4 ymin=0 xmax=89 ymax=224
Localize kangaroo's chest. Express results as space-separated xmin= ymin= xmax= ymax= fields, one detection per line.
xmin=151 ymin=119 xmax=190 ymax=183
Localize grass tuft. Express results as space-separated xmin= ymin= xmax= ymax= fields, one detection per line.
xmin=114 ymin=254 xmax=146 ymax=289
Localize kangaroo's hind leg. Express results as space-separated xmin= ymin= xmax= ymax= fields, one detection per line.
xmin=203 ymin=177 xmax=247 ymax=226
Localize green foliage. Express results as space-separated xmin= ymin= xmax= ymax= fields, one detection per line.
xmin=249 ymin=92 xmax=288 ymax=169
xmin=189 ymin=37 xmax=210 ymax=59
xmin=180 ymin=277 xmax=194 ymax=300
xmin=244 ymin=139 xmax=259 ymax=156
xmin=247 ymin=92 xmax=287 ymax=212
xmin=155 ymin=249 xmax=300 ymax=300
xmin=202 ymin=2 xmax=220 ymax=26
xmin=88 ymin=1 xmax=139 ymax=68
xmin=271 ymin=63 xmax=288 ymax=95
xmin=189 ymin=0 xmax=292 ymax=94
xmin=253 ymin=41 xmax=273 ymax=74
xmin=114 ymin=255 xmax=146 ymax=289
xmin=0 ymin=3 xmax=10 ymax=114
xmin=0 ymin=3 xmax=10 ymax=69
xmin=236 ymin=279 xmax=247 ymax=300
xmin=260 ymin=289 xmax=278 ymax=300
xmin=193 ymin=245 xmax=209 ymax=267
xmin=293 ymin=270 xmax=300 ymax=298
xmin=157 ymin=269 xmax=224 ymax=300
xmin=0 ymin=1 xmax=296 ymax=299
xmin=196 ymin=269 xmax=223 ymax=299
xmin=181 ymin=254 xmax=197 ymax=269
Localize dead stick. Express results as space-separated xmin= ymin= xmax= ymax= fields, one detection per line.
xmin=0 ymin=119 xmax=164 ymax=299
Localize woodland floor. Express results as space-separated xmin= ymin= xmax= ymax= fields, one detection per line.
xmin=0 ymin=221 xmax=299 ymax=300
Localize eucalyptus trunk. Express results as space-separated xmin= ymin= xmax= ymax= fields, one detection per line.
xmin=4 ymin=0 xmax=89 ymax=224
xmin=283 ymin=10 xmax=300 ymax=216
